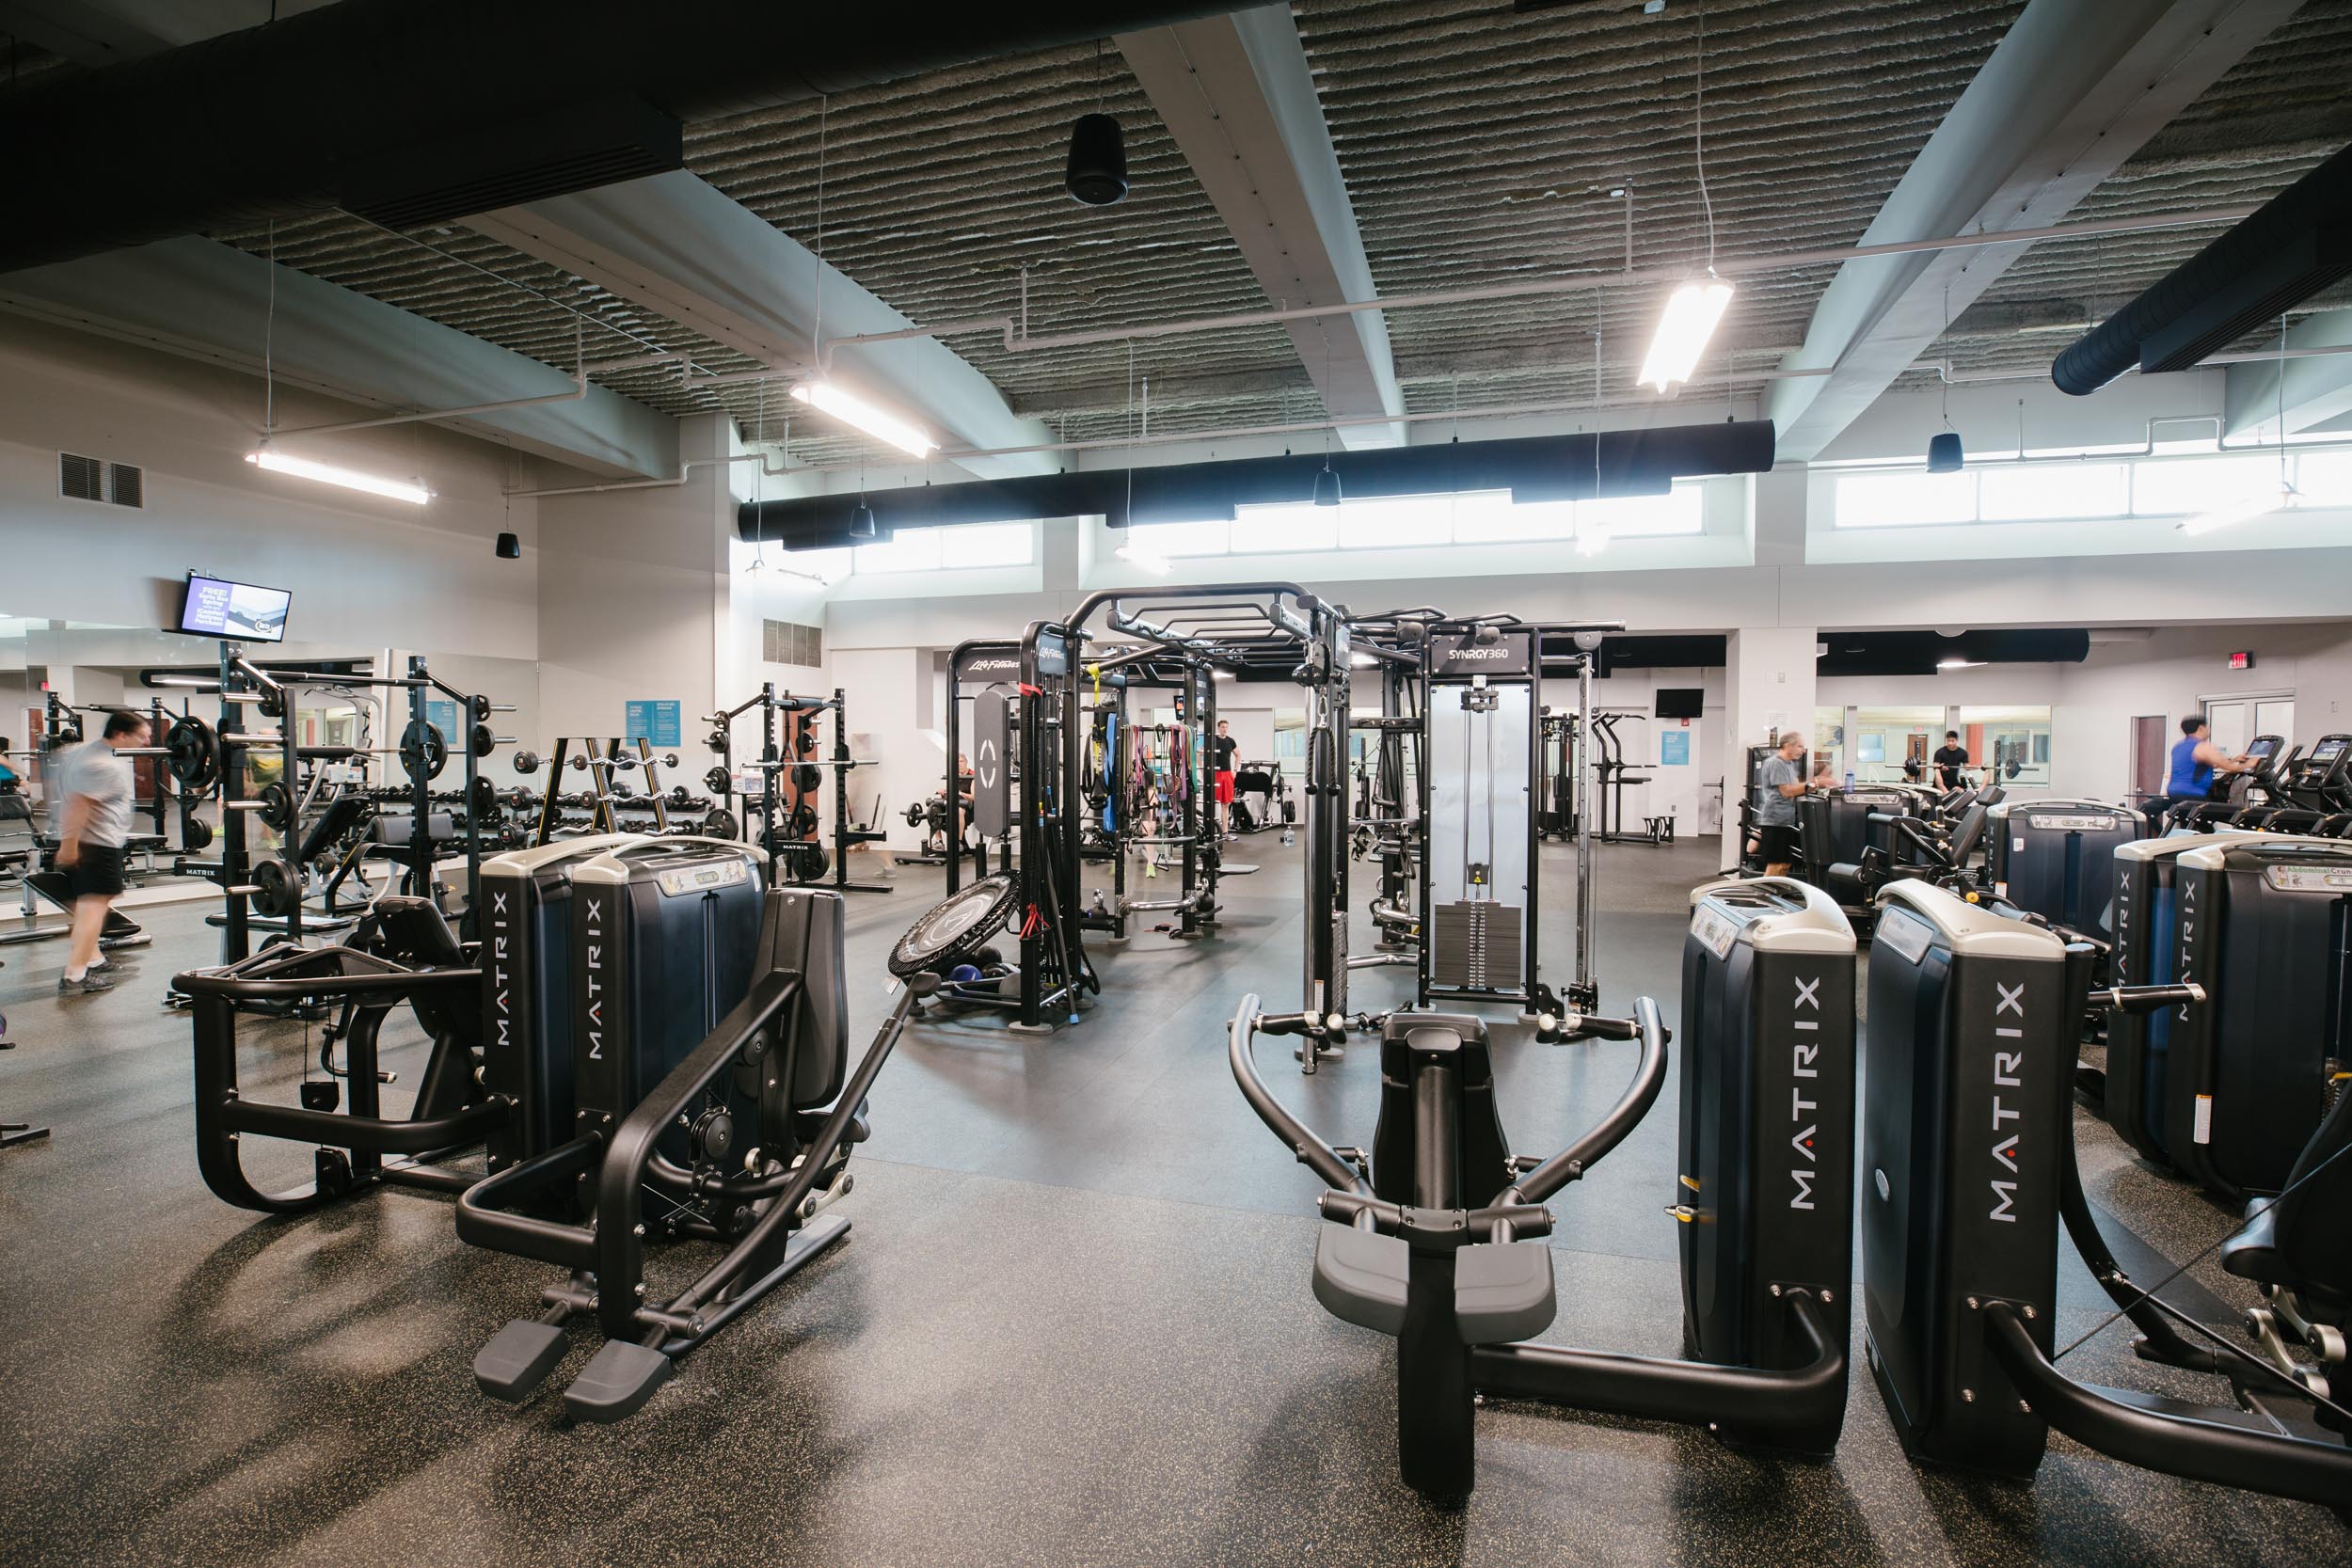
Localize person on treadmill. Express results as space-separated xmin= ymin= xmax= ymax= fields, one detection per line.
xmin=1208 ymin=721 xmax=1238 ymax=838
xmin=1754 ymin=732 xmax=1808 ymax=878
xmin=1931 ymin=730 xmax=1975 ymax=790
xmin=2163 ymin=715 xmax=2255 ymax=813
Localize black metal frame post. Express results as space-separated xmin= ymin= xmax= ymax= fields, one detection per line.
xmin=823 ymin=688 xmax=891 ymax=894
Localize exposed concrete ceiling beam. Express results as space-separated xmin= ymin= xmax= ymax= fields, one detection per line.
xmin=2223 ymin=309 xmax=2352 ymax=436
xmin=1116 ymin=5 xmax=1406 ymax=451
xmin=466 ymin=171 xmax=1054 ymax=481
xmin=0 ymin=236 xmax=676 ymax=478
xmin=1765 ymin=0 xmax=2304 ymax=462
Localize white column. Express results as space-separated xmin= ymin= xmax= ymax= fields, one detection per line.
xmin=1723 ymin=626 xmax=1820 ymax=818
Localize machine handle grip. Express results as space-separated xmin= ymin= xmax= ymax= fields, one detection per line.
xmin=2096 ymin=983 xmax=2204 ymax=1014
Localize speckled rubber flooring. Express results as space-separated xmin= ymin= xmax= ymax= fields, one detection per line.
xmin=1 ymin=837 xmax=2344 ymax=1567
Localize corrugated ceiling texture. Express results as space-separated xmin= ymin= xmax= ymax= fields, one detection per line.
xmin=207 ymin=212 xmax=783 ymax=415
xmin=1295 ymin=0 xmax=2024 ymax=417
xmin=1940 ymin=0 xmax=2352 ymax=378
xmin=686 ymin=37 xmax=1308 ymax=456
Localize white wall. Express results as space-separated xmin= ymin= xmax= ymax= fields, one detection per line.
xmin=0 ymin=312 xmax=538 ymax=660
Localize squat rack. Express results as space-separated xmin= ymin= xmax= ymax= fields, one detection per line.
xmin=705 ymin=684 xmax=890 ymax=894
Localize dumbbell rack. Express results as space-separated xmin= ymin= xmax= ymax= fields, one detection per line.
xmin=517 ymin=738 xmax=678 ymax=845
xmin=705 ymin=684 xmax=890 ymax=895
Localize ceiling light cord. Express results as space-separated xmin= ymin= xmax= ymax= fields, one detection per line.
xmin=813 ymin=94 xmax=829 ymax=367
xmin=1694 ymin=0 xmax=1717 ymax=273
xmin=262 ymin=220 xmax=277 ymax=440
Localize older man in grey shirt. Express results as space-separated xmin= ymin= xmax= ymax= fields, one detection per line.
xmin=53 ymin=708 xmax=151 ymax=993
xmin=1752 ymin=731 xmax=1809 ymax=878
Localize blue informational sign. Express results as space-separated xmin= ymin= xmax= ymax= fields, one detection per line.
xmin=1661 ymin=731 xmax=1691 ymax=767
xmin=423 ymin=696 xmax=460 ymax=738
xmin=625 ymin=699 xmax=682 ymax=748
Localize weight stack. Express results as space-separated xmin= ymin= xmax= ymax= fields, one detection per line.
xmin=568 ymin=841 xmax=768 ymax=1164
xmin=477 ymin=834 xmax=649 ymax=1175
xmin=1678 ymin=878 xmax=1856 ymax=1454
xmin=1430 ymin=900 xmax=1522 ymax=993
xmin=1861 ymin=880 xmax=2068 ymax=1479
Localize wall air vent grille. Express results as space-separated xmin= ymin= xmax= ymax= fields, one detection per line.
xmin=59 ymin=452 xmax=143 ymax=507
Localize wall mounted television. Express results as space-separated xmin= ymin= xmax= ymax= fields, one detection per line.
xmin=174 ymin=573 xmax=292 ymax=643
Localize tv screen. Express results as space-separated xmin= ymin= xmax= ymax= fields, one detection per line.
xmin=176 ymin=573 xmax=291 ymax=643
xmin=1654 ymin=688 xmax=1704 ymax=720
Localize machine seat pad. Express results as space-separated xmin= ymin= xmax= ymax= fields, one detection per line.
xmin=1825 ymin=863 xmax=1868 ymax=905
xmin=1454 ymin=1240 xmax=1557 ymax=1344
xmin=473 ymin=1319 xmax=568 ymax=1403
xmin=1312 ymin=1223 xmax=1408 ymax=1336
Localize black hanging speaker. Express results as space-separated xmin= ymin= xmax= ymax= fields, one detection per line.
xmin=1926 ymin=431 xmax=1963 ymax=473
xmin=1312 ymin=461 xmax=1342 ymax=507
xmin=849 ymin=502 xmax=878 ymax=540
xmin=1066 ymin=114 xmax=1127 ymax=206
xmin=495 ymin=531 xmax=521 ymax=559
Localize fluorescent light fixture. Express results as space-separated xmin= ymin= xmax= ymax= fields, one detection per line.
xmin=1213 ymin=669 xmax=1237 ymax=681
xmin=1575 ymin=513 xmax=1611 ymax=557
xmin=1936 ymin=658 xmax=1987 ymax=671
xmin=1638 ymin=279 xmax=1735 ymax=393
xmin=789 ymin=381 xmax=937 ymax=458
xmin=246 ymin=449 xmax=430 ymax=505
xmin=1115 ymin=543 xmax=1172 ymax=575
xmin=2178 ymin=483 xmax=2295 ymax=537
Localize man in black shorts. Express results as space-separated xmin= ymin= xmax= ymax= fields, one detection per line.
xmin=1752 ymin=731 xmax=1809 ymax=877
xmin=1208 ymin=720 xmax=1239 ymax=838
xmin=53 ymin=709 xmax=149 ymax=994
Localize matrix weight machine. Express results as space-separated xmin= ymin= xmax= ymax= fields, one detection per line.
xmin=1417 ymin=624 xmax=1545 ymax=1013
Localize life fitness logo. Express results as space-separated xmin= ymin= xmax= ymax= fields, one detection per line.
xmin=1989 ymin=978 xmax=2027 ymax=1222
xmin=1789 ymin=973 xmax=1823 ymax=1210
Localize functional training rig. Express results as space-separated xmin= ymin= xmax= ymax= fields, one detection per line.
xmin=1231 ymin=874 xmax=1859 ymax=1499
xmin=704 ymin=684 xmax=891 ymax=894
xmin=1861 ymin=879 xmax=2351 ymax=1513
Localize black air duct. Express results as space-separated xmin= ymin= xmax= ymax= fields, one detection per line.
xmin=0 ymin=2 xmax=1244 ymax=275
xmin=738 ymin=420 xmax=1776 ymax=546
xmin=2051 ymin=141 xmax=2352 ymax=396
xmin=1812 ymin=629 xmax=2090 ymax=679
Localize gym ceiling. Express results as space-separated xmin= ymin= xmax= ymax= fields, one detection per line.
xmin=3 ymin=0 xmax=2351 ymax=483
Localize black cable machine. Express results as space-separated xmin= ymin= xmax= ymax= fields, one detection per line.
xmin=1859 ymin=879 xmax=2352 ymax=1515
xmin=1230 ymin=873 xmax=1860 ymax=1499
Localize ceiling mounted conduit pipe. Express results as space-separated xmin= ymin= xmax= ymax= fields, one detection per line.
xmin=2052 ymin=142 xmax=2352 ymax=394
xmin=0 ymin=0 xmax=1251 ymax=274
xmin=736 ymin=421 xmax=1776 ymax=549
xmin=509 ymin=450 xmax=792 ymax=500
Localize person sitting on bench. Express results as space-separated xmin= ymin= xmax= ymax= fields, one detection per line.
xmin=52 ymin=710 xmax=150 ymax=995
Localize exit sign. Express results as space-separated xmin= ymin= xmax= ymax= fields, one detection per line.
xmin=2229 ymin=651 xmax=2256 ymax=671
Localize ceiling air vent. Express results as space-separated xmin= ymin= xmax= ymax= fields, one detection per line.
xmin=59 ymin=452 xmax=144 ymax=508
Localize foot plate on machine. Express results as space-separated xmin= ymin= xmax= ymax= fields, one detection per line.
xmin=563 ymin=1339 xmax=674 ymax=1422
xmin=474 ymin=1319 xmax=569 ymax=1402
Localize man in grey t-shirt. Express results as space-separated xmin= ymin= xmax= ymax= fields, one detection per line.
xmin=53 ymin=709 xmax=151 ymax=994
xmin=1752 ymin=731 xmax=1809 ymax=878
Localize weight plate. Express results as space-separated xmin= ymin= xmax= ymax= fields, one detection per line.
xmin=700 ymin=808 xmax=739 ymax=840
xmin=255 ymin=780 xmax=295 ymax=834
xmin=399 ymin=721 xmax=449 ymax=784
xmin=511 ymin=750 xmax=541 ymax=775
xmin=704 ymin=766 xmax=731 ymax=794
xmin=248 ymin=856 xmax=299 ymax=918
xmin=471 ymin=723 xmax=498 ymax=756
xmin=787 ymin=801 xmax=818 ymax=838
xmin=183 ymin=816 xmax=214 ymax=852
xmin=792 ymin=764 xmax=822 ymax=794
xmin=888 ymin=873 xmax=1020 ymax=978
xmin=165 ymin=715 xmax=221 ymax=791
xmin=668 ymin=784 xmax=691 ymax=808
xmin=793 ymin=728 xmax=817 ymax=756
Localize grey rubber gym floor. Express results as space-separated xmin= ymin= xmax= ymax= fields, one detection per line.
xmin=1 ymin=838 xmax=2344 ymax=1567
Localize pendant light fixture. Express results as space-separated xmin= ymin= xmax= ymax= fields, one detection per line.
xmin=1638 ymin=1 xmax=1732 ymax=395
